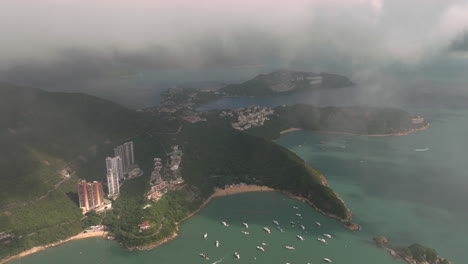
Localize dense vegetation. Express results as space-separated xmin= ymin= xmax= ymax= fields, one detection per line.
xmin=398 ymin=244 xmax=450 ymax=264
xmin=176 ymin=117 xmax=350 ymax=219
xmin=221 ymin=70 xmax=353 ymax=96
xmin=3 ymin=83 xmax=418 ymax=258
xmin=246 ymin=104 xmax=427 ymax=140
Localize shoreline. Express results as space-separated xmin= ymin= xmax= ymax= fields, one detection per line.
xmin=2 ymin=184 xmax=354 ymax=262
xmin=278 ymin=123 xmax=430 ymax=137
xmin=0 ymin=231 xmax=108 ymax=264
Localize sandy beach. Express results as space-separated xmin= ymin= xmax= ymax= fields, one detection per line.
xmin=279 ymin=128 xmax=303 ymax=134
xmin=0 ymin=231 xmax=107 ymax=264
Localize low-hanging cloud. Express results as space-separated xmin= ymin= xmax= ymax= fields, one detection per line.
xmin=1 ymin=0 xmax=468 ymax=93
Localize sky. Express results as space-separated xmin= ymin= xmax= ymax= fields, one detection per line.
xmin=1 ymin=0 xmax=468 ymax=105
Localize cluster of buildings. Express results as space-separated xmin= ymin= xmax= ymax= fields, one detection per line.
xmin=106 ymin=141 xmax=142 ymax=198
xmin=77 ymin=180 xmax=111 ymax=214
xmin=412 ymin=116 xmax=425 ymax=124
xmin=0 ymin=232 xmax=15 ymax=244
xmin=220 ymin=106 xmax=274 ymax=131
xmin=147 ymin=145 xmax=184 ymax=201
xmin=77 ymin=141 xmax=141 ymax=214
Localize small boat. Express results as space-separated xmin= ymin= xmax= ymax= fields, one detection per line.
xmin=285 ymin=246 xmax=295 ymax=250
xmin=241 ymin=230 xmax=250 ymax=235
xmin=317 ymin=238 xmax=327 ymax=244
xmin=273 ymin=220 xmax=280 ymax=225
xmin=297 ymin=235 xmax=305 ymax=241
xmin=263 ymin=227 xmax=271 ymax=234
xmin=323 ymin=258 xmax=332 ymax=263
xmin=242 ymin=223 xmax=249 ymax=228
xmin=323 ymin=233 xmax=332 ymax=239
xmin=234 ymin=252 xmax=240 ymax=260
xmin=221 ymin=221 xmax=229 ymax=227
xmin=261 ymin=242 xmax=267 ymax=246
xmin=215 ymin=240 xmax=219 ymax=247
xmin=296 ymin=213 xmax=302 ymax=217
xmin=301 ymin=225 xmax=306 ymax=230
xmin=203 ymin=233 xmax=208 ymax=239
xmin=316 ymin=222 xmax=321 ymax=227
xmin=199 ymin=253 xmax=209 ymax=260
xmin=293 ymin=206 xmax=299 ymax=210
xmin=415 ymin=147 xmax=429 ymax=152
xmin=290 ymin=221 xmax=296 ymax=225
xmin=256 ymin=246 xmax=265 ymax=252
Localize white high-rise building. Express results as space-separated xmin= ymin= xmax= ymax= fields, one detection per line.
xmin=106 ymin=156 xmax=123 ymax=196
xmin=114 ymin=141 xmax=135 ymax=173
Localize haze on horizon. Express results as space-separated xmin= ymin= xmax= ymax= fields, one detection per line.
xmin=1 ymin=0 xmax=468 ymax=106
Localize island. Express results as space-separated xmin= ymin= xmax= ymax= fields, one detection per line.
xmin=373 ymin=236 xmax=452 ymax=264
xmin=0 ymin=75 xmax=428 ymax=263
xmin=220 ymin=70 xmax=354 ymax=96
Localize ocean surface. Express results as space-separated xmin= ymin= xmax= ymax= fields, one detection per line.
xmin=11 ymin=86 xmax=468 ymax=264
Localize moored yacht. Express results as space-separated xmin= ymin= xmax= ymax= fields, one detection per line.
xmin=234 ymin=252 xmax=240 ymax=260
xmin=285 ymin=246 xmax=295 ymax=250
xmin=323 ymin=258 xmax=332 ymax=263
xmin=241 ymin=230 xmax=250 ymax=235
xmin=297 ymin=235 xmax=304 ymax=241
xmin=317 ymin=238 xmax=327 ymax=244
xmin=263 ymin=227 xmax=271 ymax=234
xmin=242 ymin=223 xmax=249 ymax=228
xmin=221 ymin=221 xmax=229 ymax=227
xmin=199 ymin=253 xmax=209 ymax=260
xmin=273 ymin=220 xmax=279 ymax=225
xmin=203 ymin=233 xmax=208 ymax=239
xmin=256 ymin=246 xmax=265 ymax=251
xmin=215 ymin=240 xmax=219 ymax=247
xmin=301 ymin=225 xmax=306 ymax=230
xmin=296 ymin=213 xmax=302 ymax=217
xmin=323 ymin=233 xmax=332 ymax=239
xmin=316 ymin=221 xmax=321 ymax=227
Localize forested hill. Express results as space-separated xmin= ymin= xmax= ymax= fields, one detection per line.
xmin=0 ymin=84 xmax=352 ymax=259
xmin=220 ymin=70 xmax=353 ymax=96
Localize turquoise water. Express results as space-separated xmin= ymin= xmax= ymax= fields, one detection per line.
xmin=10 ymin=102 xmax=468 ymax=263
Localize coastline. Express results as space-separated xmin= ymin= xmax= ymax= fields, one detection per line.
xmin=279 ymin=123 xmax=430 ymax=137
xmin=0 ymin=231 xmax=108 ymax=264
xmin=2 ymin=184 xmax=353 ymax=262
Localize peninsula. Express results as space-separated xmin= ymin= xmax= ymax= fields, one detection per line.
xmin=0 ymin=75 xmax=427 ymax=262
xmin=373 ymin=236 xmax=452 ymax=264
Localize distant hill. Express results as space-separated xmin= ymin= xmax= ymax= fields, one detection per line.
xmin=220 ymin=70 xmax=353 ymax=96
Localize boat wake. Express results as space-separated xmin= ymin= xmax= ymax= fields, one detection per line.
xmin=212 ymin=257 xmax=224 ymax=264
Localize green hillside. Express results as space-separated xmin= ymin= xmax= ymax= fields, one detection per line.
xmin=0 ymin=84 xmax=353 ymax=258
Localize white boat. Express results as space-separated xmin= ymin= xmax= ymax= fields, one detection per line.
xmin=241 ymin=230 xmax=250 ymax=235
xmin=290 ymin=221 xmax=296 ymax=225
xmin=263 ymin=227 xmax=271 ymax=234
xmin=273 ymin=220 xmax=280 ymax=225
xmin=285 ymin=246 xmax=295 ymax=250
xmin=297 ymin=235 xmax=305 ymax=241
xmin=296 ymin=213 xmax=302 ymax=217
xmin=234 ymin=252 xmax=240 ymax=260
xmin=242 ymin=223 xmax=249 ymax=228
xmin=215 ymin=240 xmax=219 ymax=247
xmin=323 ymin=233 xmax=332 ymax=239
xmin=261 ymin=242 xmax=267 ymax=246
xmin=301 ymin=225 xmax=306 ymax=230
xmin=256 ymin=246 xmax=265 ymax=252
xmin=293 ymin=206 xmax=299 ymax=210
xmin=199 ymin=253 xmax=209 ymax=260
xmin=415 ymin=147 xmax=429 ymax=152
xmin=317 ymin=238 xmax=327 ymax=244
xmin=203 ymin=233 xmax=208 ymax=239
xmin=221 ymin=221 xmax=229 ymax=227
xmin=323 ymin=258 xmax=332 ymax=263
xmin=316 ymin=222 xmax=321 ymax=227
